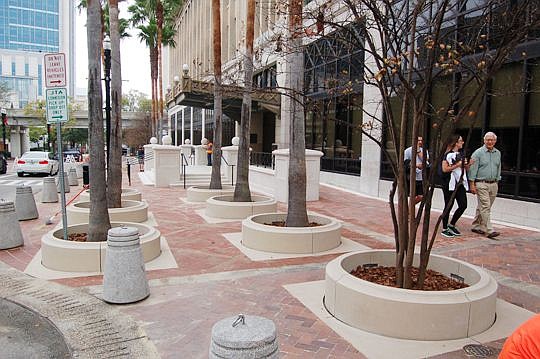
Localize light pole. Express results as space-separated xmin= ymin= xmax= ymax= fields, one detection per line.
xmin=103 ymin=35 xmax=112 ymax=166
xmin=1 ymin=108 xmax=6 ymax=156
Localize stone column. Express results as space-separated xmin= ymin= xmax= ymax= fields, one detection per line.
xmin=180 ymin=139 xmax=193 ymax=167
xmin=0 ymin=200 xmax=24 ymax=249
xmin=272 ymin=149 xmax=323 ymax=202
xmin=221 ymin=137 xmax=240 ymax=185
xmin=153 ymin=135 xmax=182 ymax=187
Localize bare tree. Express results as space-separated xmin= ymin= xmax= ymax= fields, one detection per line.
xmin=209 ymin=0 xmax=223 ymax=189
xmin=233 ymin=0 xmax=256 ymax=202
xmin=107 ymin=0 xmax=123 ymax=208
xmin=87 ymin=0 xmax=111 ymax=241
xmin=298 ymin=0 xmax=540 ymax=287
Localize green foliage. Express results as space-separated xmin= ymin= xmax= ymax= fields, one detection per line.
xmin=122 ymin=89 xmax=150 ymax=111
xmin=0 ymin=81 xmax=12 ymax=107
xmin=28 ymin=126 xmax=47 ymax=143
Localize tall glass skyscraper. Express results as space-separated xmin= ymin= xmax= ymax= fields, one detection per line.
xmin=0 ymin=0 xmax=75 ymax=108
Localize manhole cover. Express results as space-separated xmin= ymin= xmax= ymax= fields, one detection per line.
xmin=463 ymin=344 xmax=496 ymax=357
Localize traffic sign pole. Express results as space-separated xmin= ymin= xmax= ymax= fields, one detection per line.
xmin=56 ymin=121 xmax=68 ymax=241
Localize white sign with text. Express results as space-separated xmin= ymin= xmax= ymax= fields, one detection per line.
xmin=44 ymin=53 xmax=66 ymax=88
xmin=46 ymin=88 xmax=68 ymax=124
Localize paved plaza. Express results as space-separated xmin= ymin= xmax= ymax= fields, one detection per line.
xmin=0 ymin=163 xmax=538 ymax=358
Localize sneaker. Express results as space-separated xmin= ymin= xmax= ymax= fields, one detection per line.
xmin=448 ymin=224 xmax=461 ymax=236
xmin=441 ymin=229 xmax=455 ymax=238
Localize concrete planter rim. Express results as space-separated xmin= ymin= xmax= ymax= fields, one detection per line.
xmin=242 ymin=212 xmax=342 ymax=254
xmin=208 ymin=194 xmax=275 ymax=204
xmin=73 ymin=200 xmax=143 ymax=209
xmin=324 ymin=249 xmax=498 ymax=340
xmin=245 ymin=212 xmax=337 ymax=232
xmin=188 ymin=185 xmax=234 ymax=191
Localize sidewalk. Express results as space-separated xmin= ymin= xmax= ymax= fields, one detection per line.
xmin=0 ymin=167 xmax=538 ymax=358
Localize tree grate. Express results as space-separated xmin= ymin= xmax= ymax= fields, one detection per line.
xmin=463 ymin=344 xmax=496 ymax=357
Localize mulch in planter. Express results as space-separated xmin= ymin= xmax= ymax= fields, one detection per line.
xmin=264 ymin=221 xmax=322 ymax=227
xmin=350 ymin=265 xmax=469 ymax=291
xmin=67 ymin=232 xmax=88 ymax=242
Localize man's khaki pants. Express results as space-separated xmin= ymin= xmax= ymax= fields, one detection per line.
xmin=472 ymin=182 xmax=498 ymax=234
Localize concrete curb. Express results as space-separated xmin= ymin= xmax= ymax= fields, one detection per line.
xmin=0 ymin=263 xmax=160 ymax=358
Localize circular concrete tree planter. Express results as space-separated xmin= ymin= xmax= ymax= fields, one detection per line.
xmin=66 ymin=200 xmax=148 ymax=225
xmin=324 ymin=250 xmax=498 ymax=340
xmin=242 ymin=213 xmax=342 ymax=254
xmin=41 ymin=222 xmax=161 ymax=272
xmin=205 ymin=195 xmax=277 ymax=219
xmin=186 ymin=185 xmax=234 ymax=202
xmin=78 ymin=188 xmax=142 ymax=202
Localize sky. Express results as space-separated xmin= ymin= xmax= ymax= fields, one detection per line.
xmin=75 ymin=1 xmax=151 ymax=96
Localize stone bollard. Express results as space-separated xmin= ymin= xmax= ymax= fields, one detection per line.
xmin=41 ymin=177 xmax=58 ymax=203
xmin=15 ymin=185 xmax=38 ymax=221
xmin=57 ymin=172 xmax=70 ymax=193
xmin=68 ymin=168 xmax=78 ymax=186
xmin=209 ymin=314 xmax=279 ymax=358
xmin=103 ymin=226 xmax=150 ymax=304
xmin=0 ymin=200 xmax=24 ymax=249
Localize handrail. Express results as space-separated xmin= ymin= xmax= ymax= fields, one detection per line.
xmin=181 ymin=153 xmax=189 ymax=189
xmin=220 ymin=156 xmax=235 ymax=187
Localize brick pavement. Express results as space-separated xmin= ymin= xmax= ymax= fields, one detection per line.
xmin=1 ymin=167 xmax=539 ymax=358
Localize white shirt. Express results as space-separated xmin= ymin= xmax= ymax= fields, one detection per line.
xmin=446 ymin=151 xmax=469 ymax=191
xmin=404 ymin=147 xmax=428 ymax=181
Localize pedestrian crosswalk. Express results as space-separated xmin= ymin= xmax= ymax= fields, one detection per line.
xmin=0 ymin=179 xmax=43 ymax=187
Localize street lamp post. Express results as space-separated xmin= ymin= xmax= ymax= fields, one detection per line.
xmin=103 ymin=35 xmax=112 ymax=166
xmin=1 ymin=108 xmax=7 ymax=156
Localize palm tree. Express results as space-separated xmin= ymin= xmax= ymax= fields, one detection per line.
xmin=209 ymin=0 xmax=223 ymax=190
xmin=129 ymin=0 xmax=182 ymax=139
xmin=233 ymin=0 xmax=255 ymax=201
xmin=285 ymin=0 xmax=309 ymax=227
xmin=87 ymin=0 xmax=111 ymax=242
xmin=107 ymin=0 xmax=123 ymax=208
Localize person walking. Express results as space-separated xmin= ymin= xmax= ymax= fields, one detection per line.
xmin=468 ymin=132 xmax=502 ymax=239
xmin=137 ymin=145 xmax=145 ymax=172
xmin=206 ymin=141 xmax=213 ymax=166
xmin=404 ymin=136 xmax=428 ymax=204
xmin=440 ymin=135 xmax=474 ymax=238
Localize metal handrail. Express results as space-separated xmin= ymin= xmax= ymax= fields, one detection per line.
xmin=220 ymin=156 xmax=235 ymax=187
xmin=181 ymin=153 xmax=189 ymax=188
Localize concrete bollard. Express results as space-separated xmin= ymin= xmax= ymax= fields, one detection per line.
xmin=57 ymin=172 xmax=70 ymax=193
xmin=15 ymin=185 xmax=39 ymax=221
xmin=41 ymin=177 xmax=58 ymax=203
xmin=103 ymin=226 xmax=150 ymax=304
xmin=209 ymin=314 xmax=279 ymax=358
xmin=68 ymin=168 xmax=78 ymax=186
xmin=0 ymin=200 xmax=24 ymax=249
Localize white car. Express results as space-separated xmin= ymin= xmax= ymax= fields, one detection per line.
xmin=17 ymin=151 xmax=59 ymax=177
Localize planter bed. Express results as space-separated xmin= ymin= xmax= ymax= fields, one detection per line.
xmin=324 ymin=250 xmax=498 ymax=340
xmin=186 ymin=185 xmax=234 ymax=202
xmin=41 ymin=222 xmax=161 ymax=272
xmin=66 ymin=200 xmax=148 ymax=225
xmin=242 ymin=213 xmax=341 ymax=254
xmin=205 ymin=195 xmax=277 ymax=219
xmin=78 ymin=188 xmax=142 ymax=202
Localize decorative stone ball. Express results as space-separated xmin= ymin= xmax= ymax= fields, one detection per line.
xmin=163 ymin=135 xmax=172 ymax=145
xmin=231 ymin=137 xmax=240 ymax=146
xmin=149 ymin=137 xmax=158 ymax=144
xmin=184 ymin=139 xmax=191 ymax=145
xmin=201 ymin=138 xmax=208 ymax=145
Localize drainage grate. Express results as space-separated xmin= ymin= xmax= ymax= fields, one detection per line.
xmin=463 ymin=344 xmax=496 ymax=357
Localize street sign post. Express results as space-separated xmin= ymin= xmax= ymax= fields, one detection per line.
xmin=46 ymin=88 xmax=68 ymax=124
xmin=44 ymin=52 xmax=68 ymax=241
xmin=44 ymin=53 xmax=66 ymax=88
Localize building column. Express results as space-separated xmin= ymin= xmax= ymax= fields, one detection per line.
xmin=201 ymin=109 xmax=205 ymax=140
xmin=181 ymin=108 xmax=185 ymax=144
xmin=190 ymin=107 xmax=194 ymax=141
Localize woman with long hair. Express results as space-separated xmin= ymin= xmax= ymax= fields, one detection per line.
xmin=441 ymin=134 xmax=474 ymax=238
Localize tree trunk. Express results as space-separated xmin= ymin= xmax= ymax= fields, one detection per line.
xmin=107 ymin=0 xmax=122 ymax=208
xmin=209 ymin=0 xmax=222 ymax=190
xmin=150 ymin=46 xmax=158 ymax=139
xmin=285 ymin=0 xmax=309 ymax=227
xmin=157 ymin=1 xmax=164 ymax=137
xmin=233 ymin=0 xmax=255 ymax=202
xmin=87 ymin=0 xmax=110 ymax=242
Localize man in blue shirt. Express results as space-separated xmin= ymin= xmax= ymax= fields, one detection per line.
xmin=468 ymin=132 xmax=502 ymax=239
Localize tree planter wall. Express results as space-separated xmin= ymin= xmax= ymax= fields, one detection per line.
xmin=205 ymin=195 xmax=277 ymax=219
xmin=324 ymin=250 xmax=498 ymax=340
xmin=78 ymin=188 xmax=142 ymax=202
xmin=66 ymin=200 xmax=149 ymax=225
xmin=242 ymin=213 xmax=342 ymax=254
xmin=41 ymin=222 xmax=161 ymax=272
xmin=186 ymin=185 xmax=234 ymax=202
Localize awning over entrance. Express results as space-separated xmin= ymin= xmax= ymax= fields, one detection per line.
xmin=165 ymin=76 xmax=281 ymax=120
